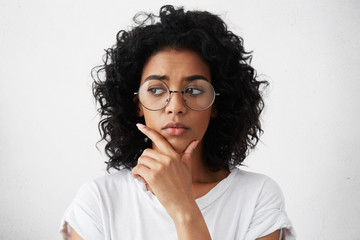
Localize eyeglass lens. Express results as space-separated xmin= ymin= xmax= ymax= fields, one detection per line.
xmin=137 ymin=79 xmax=216 ymax=111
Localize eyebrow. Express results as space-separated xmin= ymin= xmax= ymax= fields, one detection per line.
xmin=186 ymin=75 xmax=209 ymax=82
xmin=144 ymin=75 xmax=169 ymax=81
xmin=144 ymin=75 xmax=209 ymax=82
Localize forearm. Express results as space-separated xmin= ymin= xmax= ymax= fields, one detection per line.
xmin=172 ymin=202 xmax=211 ymax=240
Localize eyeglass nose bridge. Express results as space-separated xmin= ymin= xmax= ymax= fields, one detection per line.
xmin=165 ymin=90 xmax=186 ymax=104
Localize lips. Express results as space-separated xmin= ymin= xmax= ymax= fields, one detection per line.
xmin=162 ymin=122 xmax=189 ymax=136
xmin=163 ymin=122 xmax=188 ymax=129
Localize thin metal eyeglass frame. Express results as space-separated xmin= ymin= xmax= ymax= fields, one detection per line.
xmin=133 ymin=79 xmax=220 ymax=111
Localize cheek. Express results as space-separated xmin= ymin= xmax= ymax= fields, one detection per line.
xmin=142 ymin=111 xmax=159 ymax=128
xmin=195 ymin=112 xmax=213 ymax=135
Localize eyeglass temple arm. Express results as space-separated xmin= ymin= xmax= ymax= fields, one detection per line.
xmin=134 ymin=92 xmax=220 ymax=96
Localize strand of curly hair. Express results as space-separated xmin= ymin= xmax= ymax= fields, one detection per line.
xmin=92 ymin=5 xmax=268 ymax=172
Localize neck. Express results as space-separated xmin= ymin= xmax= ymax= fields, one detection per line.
xmin=189 ymin=141 xmax=230 ymax=184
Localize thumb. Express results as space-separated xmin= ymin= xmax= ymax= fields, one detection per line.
xmin=182 ymin=140 xmax=199 ymax=167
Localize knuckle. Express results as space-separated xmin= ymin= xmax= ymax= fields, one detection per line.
xmin=137 ymin=156 xmax=145 ymax=164
xmin=157 ymin=163 xmax=165 ymax=171
xmin=172 ymin=152 xmax=180 ymax=160
xmin=142 ymin=148 xmax=151 ymax=155
xmin=148 ymin=173 xmax=156 ymax=183
xmin=163 ymin=156 xmax=172 ymax=166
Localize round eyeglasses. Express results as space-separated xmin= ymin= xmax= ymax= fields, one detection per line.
xmin=134 ymin=79 xmax=220 ymax=111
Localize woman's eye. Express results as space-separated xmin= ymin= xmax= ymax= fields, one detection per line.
xmin=185 ymin=88 xmax=203 ymax=95
xmin=148 ymin=87 xmax=166 ymax=95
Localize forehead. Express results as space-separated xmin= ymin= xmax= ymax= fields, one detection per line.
xmin=140 ymin=48 xmax=211 ymax=84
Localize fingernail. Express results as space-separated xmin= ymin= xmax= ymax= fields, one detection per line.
xmin=136 ymin=123 xmax=146 ymax=129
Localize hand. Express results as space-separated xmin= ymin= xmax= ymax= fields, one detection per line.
xmin=131 ymin=123 xmax=199 ymax=220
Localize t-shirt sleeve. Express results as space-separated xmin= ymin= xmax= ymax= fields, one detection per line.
xmin=59 ymin=181 xmax=105 ymax=240
xmin=245 ymin=177 xmax=296 ymax=240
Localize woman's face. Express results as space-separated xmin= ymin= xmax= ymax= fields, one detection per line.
xmin=137 ymin=48 xmax=216 ymax=153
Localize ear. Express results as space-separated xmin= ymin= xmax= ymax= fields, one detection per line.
xmin=137 ymin=106 xmax=144 ymax=117
xmin=133 ymin=95 xmax=144 ymax=117
xmin=211 ymin=105 xmax=218 ymax=118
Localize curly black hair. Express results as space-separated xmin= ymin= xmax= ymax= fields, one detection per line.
xmin=92 ymin=5 xmax=268 ymax=172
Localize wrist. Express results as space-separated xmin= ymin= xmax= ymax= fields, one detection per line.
xmin=172 ymin=201 xmax=202 ymax=226
xmin=171 ymin=202 xmax=211 ymax=240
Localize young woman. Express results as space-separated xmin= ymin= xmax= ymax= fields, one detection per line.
xmin=60 ymin=5 xmax=296 ymax=240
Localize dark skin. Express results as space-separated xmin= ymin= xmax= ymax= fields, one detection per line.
xmin=70 ymin=48 xmax=282 ymax=240
xmin=132 ymin=49 xmax=228 ymax=239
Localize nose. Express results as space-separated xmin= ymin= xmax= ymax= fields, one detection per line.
xmin=165 ymin=91 xmax=187 ymax=115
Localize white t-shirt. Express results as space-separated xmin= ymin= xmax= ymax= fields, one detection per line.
xmin=60 ymin=167 xmax=296 ymax=240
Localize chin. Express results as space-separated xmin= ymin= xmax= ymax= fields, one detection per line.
xmin=167 ymin=138 xmax=191 ymax=153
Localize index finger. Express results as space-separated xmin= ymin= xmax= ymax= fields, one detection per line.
xmin=136 ymin=123 xmax=174 ymax=154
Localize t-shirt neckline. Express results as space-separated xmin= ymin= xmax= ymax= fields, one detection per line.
xmin=132 ymin=167 xmax=238 ymax=211
xmin=195 ymin=167 xmax=238 ymax=210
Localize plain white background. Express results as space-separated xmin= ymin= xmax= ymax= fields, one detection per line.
xmin=1 ymin=0 xmax=359 ymax=239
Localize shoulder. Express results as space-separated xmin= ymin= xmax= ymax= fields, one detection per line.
xmin=229 ymin=168 xmax=285 ymax=207
xmin=232 ymin=168 xmax=283 ymax=190
xmin=230 ymin=169 xmax=296 ymax=239
xmin=92 ymin=168 xmax=133 ymax=188
xmin=75 ymin=169 xmax=134 ymax=202
xmin=61 ymin=169 xmax=136 ymax=239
